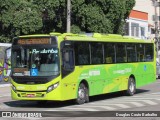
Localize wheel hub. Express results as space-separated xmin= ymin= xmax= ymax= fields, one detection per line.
xmin=79 ymin=89 xmax=85 ymax=99
xmin=129 ymin=82 xmax=134 ymax=93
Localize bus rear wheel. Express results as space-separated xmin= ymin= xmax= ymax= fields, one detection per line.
xmin=126 ymin=77 xmax=136 ymax=96
xmin=76 ymin=83 xmax=89 ymax=104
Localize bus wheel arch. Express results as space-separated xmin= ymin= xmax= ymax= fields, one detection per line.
xmin=126 ymin=75 xmax=136 ymax=96
xmin=76 ymin=80 xmax=89 ymax=104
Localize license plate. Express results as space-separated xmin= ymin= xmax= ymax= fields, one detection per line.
xmin=27 ymin=94 xmax=35 ymax=97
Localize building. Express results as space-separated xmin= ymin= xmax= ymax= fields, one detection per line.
xmin=125 ymin=0 xmax=160 ymax=40
xmin=125 ymin=10 xmax=148 ymax=39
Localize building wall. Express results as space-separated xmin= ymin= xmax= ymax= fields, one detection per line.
xmin=127 ymin=18 xmax=148 ymax=39
xmin=133 ymin=0 xmax=156 ymax=26
xmin=125 ymin=10 xmax=148 ymax=39
xmin=134 ymin=0 xmax=160 ymax=33
xmin=125 ymin=0 xmax=160 ymax=40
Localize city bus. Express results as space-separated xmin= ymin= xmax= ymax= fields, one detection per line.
xmin=0 ymin=43 xmax=11 ymax=83
xmin=9 ymin=33 xmax=156 ymax=104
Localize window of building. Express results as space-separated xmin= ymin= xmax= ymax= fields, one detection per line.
xmin=131 ymin=23 xmax=139 ymax=37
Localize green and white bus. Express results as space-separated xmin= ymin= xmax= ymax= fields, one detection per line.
xmin=9 ymin=33 xmax=156 ymax=104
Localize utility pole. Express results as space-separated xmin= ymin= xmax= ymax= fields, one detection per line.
xmin=152 ymin=0 xmax=159 ymax=61
xmin=66 ymin=0 xmax=71 ymax=33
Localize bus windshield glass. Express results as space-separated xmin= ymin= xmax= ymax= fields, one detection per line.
xmin=12 ymin=46 xmax=59 ymax=76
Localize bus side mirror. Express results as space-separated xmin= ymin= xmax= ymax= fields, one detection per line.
xmin=5 ymin=47 xmax=11 ymax=66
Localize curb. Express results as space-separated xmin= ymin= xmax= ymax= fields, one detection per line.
xmin=0 ymin=84 xmax=11 ymax=87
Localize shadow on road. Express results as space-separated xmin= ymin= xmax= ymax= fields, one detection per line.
xmin=89 ymin=89 xmax=149 ymax=102
xmin=3 ymin=89 xmax=149 ymax=108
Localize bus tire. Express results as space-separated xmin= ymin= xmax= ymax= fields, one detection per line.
xmin=76 ymin=83 xmax=89 ymax=104
xmin=126 ymin=77 xmax=136 ymax=96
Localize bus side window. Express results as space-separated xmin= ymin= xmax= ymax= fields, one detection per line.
xmin=106 ymin=57 xmax=112 ymax=63
xmin=90 ymin=42 xmax=103 ymax=64
xmin=74 ymin=42 xmax=90 ymax=65
xmin=104 ymin=43 xmax=115 ymax=64
xmin=63 ymin=49 xmax=74 ymax=70
xmin=126 ymin=44 xmax=137 ymax=62
xmin=145 ymin=44 xmax=153 ymax=62
xmin=137 ymin=44 xmax=145 ymax=62
xmin=116 ymin=43 xmax=127 ymax=63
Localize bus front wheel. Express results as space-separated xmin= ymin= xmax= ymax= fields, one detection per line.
xmin=126 ymin=77 xmax=136 ymax=96
xmin=76 ymin=83 xmax=89 ymax=104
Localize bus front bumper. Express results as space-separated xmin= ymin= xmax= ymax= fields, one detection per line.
xmin=11 ymin=83 xmax=62 ymax=101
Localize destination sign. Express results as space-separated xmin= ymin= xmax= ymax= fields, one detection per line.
xmin=18 ymin=38 xmax=50 ymax=45
xmin=14 ymin=68 xmax=28 ymax=73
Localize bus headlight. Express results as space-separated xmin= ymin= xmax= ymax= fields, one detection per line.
xmin=12 ymin=85 xmax=16 ymax=92
xmin=47 ymin=82 xmax=59 ymax=93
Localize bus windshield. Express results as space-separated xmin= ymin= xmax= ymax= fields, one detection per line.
xmin=12 ymin=46 xmax=59 ymax=76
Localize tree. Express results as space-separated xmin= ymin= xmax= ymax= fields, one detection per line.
xmin=0 ymin=0 xmax=135 ymax=43
xmin=71 ymin=0 xmax=135 ymax=34
xmin=32 ymin=0 xmax=62 ymax=33
xmin=0 ymin=0 xmax=42 ymax=42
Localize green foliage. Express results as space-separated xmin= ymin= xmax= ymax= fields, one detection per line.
xmin=0 ymin=0 xmax=135 ymax=43
xmin=0 ymin=0 xmax=42 ymax=42
xmin=71 ymin=0 xmax=135 ymax=34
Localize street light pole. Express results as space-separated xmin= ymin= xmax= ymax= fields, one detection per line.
xmin=66 ymin=0 xmax=71 ymax=33
xmin=152 ymin=0 xmax=159 ymax=61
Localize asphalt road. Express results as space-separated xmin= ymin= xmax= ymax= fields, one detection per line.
xmin=0 ymin=79 xmax=160 ymax=120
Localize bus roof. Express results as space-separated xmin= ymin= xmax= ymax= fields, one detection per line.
xmin=17 ymin=33 xmax=153 ymax=43
xmin=62 ymin=33 xmax=153 ymax=43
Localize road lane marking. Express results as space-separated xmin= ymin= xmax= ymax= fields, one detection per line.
xmin=88 ymin=103 xmax=130 ymax=109
xmin=109 ymin=104 xmax=130 ymax=108
xmin=89 ymin=101 xmax=145 ymax=107
xmin=103 ymin=99 xmax=158 ymax=105
xmin=0 ymin=91 xmax=160 ymax=112
xmin=59 ymin=107 xmax=99 ymax=111
xmin=115 ymin=97 xmax=160 ymax=100
xmin=0 ymin=94 xmax=10 ymax=97
xmin=128 ymin=102 xmax=145 ymax=107
xmin=102 ymin=96 xmax=160 ymax=101
xmin=77 ymin=105 xmax=117 ymax=110
xmin=142 ymin=100 xmax=158 ymax=105
xmin=0 ymin=84 xmax=11 ymax=87
xmin=151 ymin=92 xmax=160 ymax=95
xmin=133 ymin=95 xmax=160 ymax=97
